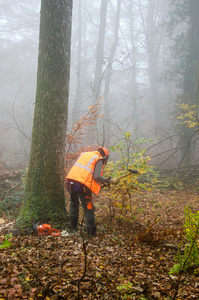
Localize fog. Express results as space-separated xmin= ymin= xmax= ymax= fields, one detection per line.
xmin=1 ymin=0 xmax=198 ymax=173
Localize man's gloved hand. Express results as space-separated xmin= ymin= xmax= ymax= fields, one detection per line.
xmin=108 ymin=177 xmax=119 ymax=185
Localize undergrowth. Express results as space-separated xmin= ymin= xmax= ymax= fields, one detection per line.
xmin=0 ymin=188 xmax=24 ymax=219
xmin=170 ymin=207 xmax=199 ymax=275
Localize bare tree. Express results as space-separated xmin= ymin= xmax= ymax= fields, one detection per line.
xmin=72 ymin=0 xmax=82 ymax=124
xmin=104 ymin=0 xmax=122 ymax=137
xmin=93 ymin=0 xmax=108 ymax=104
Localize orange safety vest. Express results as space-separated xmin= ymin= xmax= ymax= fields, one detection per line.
xmin=66 ymin=151 xmax=104 ymax=195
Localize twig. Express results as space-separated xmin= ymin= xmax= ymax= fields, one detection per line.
xmin=58 ymin=258 xmax=69 ymax=277
xmin=77 ymin=216 xmax=88 ymax=300
xmin=169 ymin=130 xmax=198 ymax=180
xmin=2 ymin=181 xmax=22 ymax=200
xmin=12 ymin=94 xmax=31 ymax=141
xmin=133 ymin=220 xmax=147 ymax=228
xmin=41 ymin=280 xmax=51 ymax=300
xmin=70 ymin=278 xmax=92 ymax=285
xmin=126 ymin=187 xmax=146 ymax=228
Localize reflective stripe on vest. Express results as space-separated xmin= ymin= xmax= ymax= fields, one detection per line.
xmin=74 ymin=154 xmax=99 ymax=175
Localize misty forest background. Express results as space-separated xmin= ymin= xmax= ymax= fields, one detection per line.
xmin=1 ymin=0 xmax=199 ymax=178
xmin=2 ymin=1 xmax=199 ymax=299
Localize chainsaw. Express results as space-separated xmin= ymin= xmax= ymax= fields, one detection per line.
xmin=33 ymin=223 xmax=61 ymax=236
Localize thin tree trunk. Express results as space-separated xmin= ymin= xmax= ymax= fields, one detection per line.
xmin=72 ymin=0 xmax=82 ymax=123
xmin=104 ymin=0 xmax=121 ymax=137
xmin=93 ymin=0 xmax=108 ymax=104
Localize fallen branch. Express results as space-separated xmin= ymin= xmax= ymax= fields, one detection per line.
xmin=134 ymin=220 xmax=147 ymax=228
xmin=164 ymin=244 xmax=179 ymax=251
xmin=70 ymin=278 xmax=92 ymax=285
xmin=164 ymin=244 xmax=185 ymax=254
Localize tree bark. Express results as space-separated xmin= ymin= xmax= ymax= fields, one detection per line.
xmin=17 ymin=0 xmax=73 ymax=229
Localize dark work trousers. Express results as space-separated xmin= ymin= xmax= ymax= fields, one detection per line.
xmin=70 ymin=186 xmax=96 ymax=236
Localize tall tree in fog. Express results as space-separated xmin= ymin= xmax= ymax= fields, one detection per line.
xmin=104 ymin=0 xmax=121 ymax=136
xmin=93 ymin=0 xmax=108 ymax=104
xmin=181 ymin=0 xmax=199 ymax=165
xmin=72 ymin=0 xmax=82 ymax=123
xmin=17 ymin=0 xmax=73 ymax=228
xmin=122 ymin=1 xmax=139 ymax=132
xmin=183 ymin=0 xmax=199 ymax=102
xmin=168 ymin=0 xmax=199 ymax=166
xmin=138 ymin=0 xmax=168 ymax=125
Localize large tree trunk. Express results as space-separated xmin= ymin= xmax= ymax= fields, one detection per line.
xmin=17 ymin=0 xmax=73 ymax=229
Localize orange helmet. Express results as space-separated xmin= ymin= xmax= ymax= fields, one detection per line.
xmin=98 ymin=147 xmax=109 ymax=159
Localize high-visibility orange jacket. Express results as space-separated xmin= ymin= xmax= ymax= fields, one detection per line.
xmin=66 ymin=151 xmax=104 ymax=195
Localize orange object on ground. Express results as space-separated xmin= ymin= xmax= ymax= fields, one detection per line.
xmin=37 ymin=224 xmax=61 ymax=236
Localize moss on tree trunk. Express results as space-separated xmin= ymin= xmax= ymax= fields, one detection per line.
xmin=17 ymin=0 xmax=73 ymax=229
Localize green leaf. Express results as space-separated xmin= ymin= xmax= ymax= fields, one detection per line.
xmin=0 ymin=240 xmax=12 ymax=250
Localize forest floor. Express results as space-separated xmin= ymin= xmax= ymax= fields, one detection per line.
xmin=1 ymin=186 xmax=199 ymax=299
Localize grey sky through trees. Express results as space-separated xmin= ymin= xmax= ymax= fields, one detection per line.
xmin=1 ymin=0 xmax=199 ymax=170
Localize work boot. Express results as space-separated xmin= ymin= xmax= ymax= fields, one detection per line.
xmin=86 ymin=225 xmax=97 ymax=237
xmin=70 ymin=216 xmax=78 ymax=231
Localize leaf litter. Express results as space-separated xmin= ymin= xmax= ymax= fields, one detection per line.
xmin=1 ymin=189 xmax=199 ymax=299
